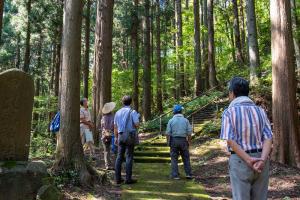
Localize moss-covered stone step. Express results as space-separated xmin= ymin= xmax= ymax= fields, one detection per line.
xmin=133 ymin=156 xmax=172 ymax=163
xmin=134 ymin=156 xmax=182 ymax=163
xmin=135 ymin=146 xmax=170 ymax=152
xmin=134 ymin=151 xmax=170 ymax=157
xmin=141 ymin=142 xmax=167 ymax=147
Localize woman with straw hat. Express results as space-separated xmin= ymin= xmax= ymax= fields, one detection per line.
xmin=101 ymin=102 xmax=116 ymax=170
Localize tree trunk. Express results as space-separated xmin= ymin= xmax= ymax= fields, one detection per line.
xmin=156 ymin=0 xmax=163 ymax=114
xmin=54 ymin=0 xmax=63 ymax=99
xmin=232 ymin=0 xmax=244 ymax=63
xmin=53 ymin=0 xmax=92 ymax=186
xmin=224 ymin=12 xmax=236 ymax=63
xmin=132 ymin=0 xmax=139 ymax=112
xmin=246 ymin=0 xmax=260 ymax=85
xmin=143 ymin=0 xmax=151 ymax=121
xmin=0 ymin=0 xmax=4 ymax=43
xmin=271 ymin=0 xmax=300 ymax=168
xmin=83 ymin=0 xmax=91 ymax=98
xmin=291 ymin=0 xmax=300 ymax=70
xmin=239 ymin=0 xmax=246 ymax=56
xmin=207 ymin=0 xmax=218 ymax=88
xmin=175 ymin=0 xmax=185 ymax=97
xmin=92 ymin=0 xmax=114 ymax=144
xmin=23 ymin=0 xmax=32 ymax=73
xmin=50 ymin=44 xmax=56 ymax=93
xmin=194 ymin=0 xmax=202 ymax=96
xmin=15 ymin=34 xmax=21 ymax=69
xmin=201 ymin=0 xmax=209 ymax=90
xmin=99 ymin=0 xmax=114 ymax=111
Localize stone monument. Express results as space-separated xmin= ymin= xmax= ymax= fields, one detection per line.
xmin=0 ymin=69 xmax=34 ymax=161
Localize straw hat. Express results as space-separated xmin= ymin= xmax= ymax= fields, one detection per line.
xmin=102 ymin=102 xmax=116 ymax=114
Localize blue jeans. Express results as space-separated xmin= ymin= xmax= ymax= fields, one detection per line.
xmin=170 ymin=137 xmax=192 ymax=177
xmin=115 ymin=141 xmax=135 ymax=181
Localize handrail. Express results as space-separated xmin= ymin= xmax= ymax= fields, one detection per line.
xmin=150 ymin=84 xmax=221 ymax=125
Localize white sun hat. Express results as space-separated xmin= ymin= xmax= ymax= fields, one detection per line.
xmin=102 ymin=102 xmax=116 ymax=114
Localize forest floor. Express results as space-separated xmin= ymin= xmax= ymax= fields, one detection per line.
xmin=59 ymin=131 xmax=300 ymax=200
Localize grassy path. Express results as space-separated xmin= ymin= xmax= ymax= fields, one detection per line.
xmin=121 ymin=136 xmax=210 ymax=200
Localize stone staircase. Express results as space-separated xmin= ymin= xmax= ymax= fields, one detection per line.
xmin=134 ymin=100 xmax=229 ymax=164
xmin=134 ymin=137 xmax=172 ymax=163
xmin=187 ymin=100 xmax=229 ymax=125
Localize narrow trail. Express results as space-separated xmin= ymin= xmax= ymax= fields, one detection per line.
xmin=121 ymin=135 xmax=210 ymax=200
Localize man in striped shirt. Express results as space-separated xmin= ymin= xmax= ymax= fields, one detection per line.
xmin=220 ymin=77 xmax=273 ymax=200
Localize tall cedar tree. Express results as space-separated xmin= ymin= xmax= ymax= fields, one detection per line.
xmin=92 ymin=0 xmax=114 ymax=144
xmin=246 ymin=0 xmax=260 ymax=85
xmin=232 ymin=0 xmax=244 ymax=63
xmin=132 ymin=0 xmax=139 ymax=112
xmin=175 ymin=0 xmax=185 ymax=96
xmin=83 ymin=0 xmax=91 ymax=98
xmin=0 ymin=0 xmax=4 ymax=42
xmin=23 ymin=0 xmax=32 ymax=72
xmin=53 ymin=0 xmax=93 ymax=185
xmin=156 ymin=0 xmax=163 ymax=113
xmin=271 ymin=0 xmax=300 ymax=168
xmin=194 ymin=0 xmax=202 ymax=96
xmin=201 ymin=0 xmax=209 ymax=90
xmin=207 ymin=0 xmax=218 ymax=87
xmin=143 ymin=0 xmax=151 ymax=120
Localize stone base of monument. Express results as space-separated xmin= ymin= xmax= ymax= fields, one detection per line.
xmin=0 ymin=160 xmax=62 ymax=200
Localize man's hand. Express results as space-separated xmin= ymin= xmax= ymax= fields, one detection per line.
xmin=246 ymin=157 xmax=264 ymax=171
xmin=253 ymin=160 xmax=265 ymax=173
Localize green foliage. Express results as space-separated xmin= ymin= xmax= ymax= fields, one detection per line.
xmin=140 ymin=90 xmax=223 ymax=132
xmin=30 ymin=95 xmax=57 ymax=159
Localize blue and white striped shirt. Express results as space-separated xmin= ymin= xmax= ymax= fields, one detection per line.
xmin=220 ymin=98 xmax=273 ymax=151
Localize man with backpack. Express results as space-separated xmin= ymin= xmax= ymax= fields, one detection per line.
xmin=114 ymin=95 xmax=139 ymax=185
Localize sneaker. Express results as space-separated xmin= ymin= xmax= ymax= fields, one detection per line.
xmin=186 ymin=175 xmax=193 ymax=179
xmin=125 ymin=179 xmax=138 ymax=184
xmin=172 ymin=177 xmax=180 ymax=180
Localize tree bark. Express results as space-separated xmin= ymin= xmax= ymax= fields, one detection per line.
xmin=201 ymin=0 xmax=209 ymax=90
xmin=246 ymin=0 xmax=260 ymax=85
xmin=15 ymin=34 xmax=21 ymax=69
xmin=53 ymin=0 xmax=92 ymax=185
xmin=156 ymin=0 xmax=163 ymax=114
xmin=232 ymin=0 xmax=244 ymax=63
xmin=207 ymin=0 xmax=218 ymax=88
xmin=271 ymin=0 xmax=300 ymax=168
xmin=291 ymin=0 xmax=300 ymax=70
xmin=99 ymin=0 xmax=114 ymax=110
xmin=23 ymin=0 xmax=32 ymax=73
xmin=239 ymin=0 xmax=246 ymax=56
xmin=175 ymin=0 xmax=185 ymax=97
xmin=143 ymin=0 xmax=151 ymax=121
xmin=194 ymin=0 xmax=202 ymax=96
xmin=93 ymin=0 xmax=114 ymax=144
xmin=83 ymin=0 xmax=91 ymax=98
xmin=132 ymin=0 xmax=139 ymax=112
xmin=54 ymin=0 xmax=63 ymax=99
xmin=0 ymin=0 xmax=4 ymax=43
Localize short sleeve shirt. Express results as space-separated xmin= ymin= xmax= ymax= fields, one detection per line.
xmin=80 ymin=107 xmax=91 ymax=129
xmin=114 ymin=106 xmax=139 ymax=133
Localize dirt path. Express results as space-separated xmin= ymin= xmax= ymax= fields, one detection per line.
xmin=190 ymin=134 xmax=300 ymax=200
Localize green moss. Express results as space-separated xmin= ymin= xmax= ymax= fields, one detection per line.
xmin=122 ymin=136 xmax=210 ymax=199
xmin=1 ymin=161 xmax=17 ymax=169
